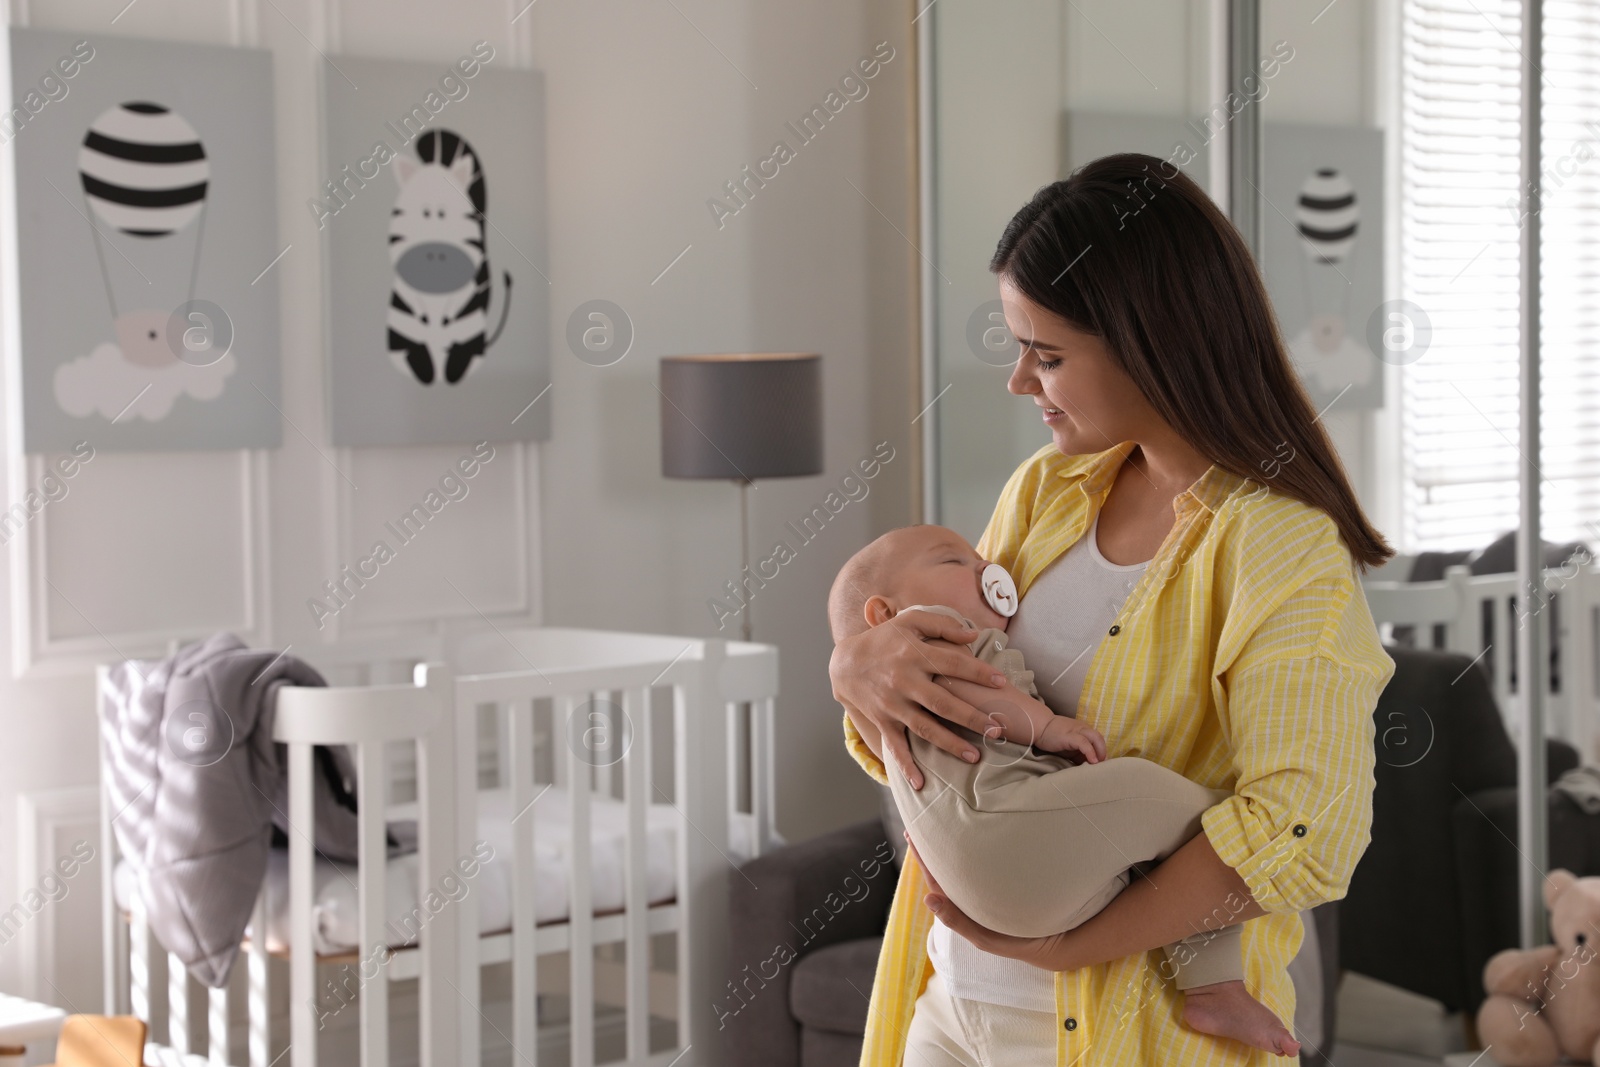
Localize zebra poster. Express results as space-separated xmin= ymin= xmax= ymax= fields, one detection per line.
xmin=4 ymin=28 xmax=280 ymax=452
xmin=321 ymin=54 xmax=548 ymax=447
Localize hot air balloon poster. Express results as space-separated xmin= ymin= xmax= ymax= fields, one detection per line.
xmin=4 ymin=28 xmax=280 ymax=452
xmin=1260 ymin=123 xmax=1386 ymax=411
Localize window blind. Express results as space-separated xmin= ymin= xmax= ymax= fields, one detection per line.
xmin=1399 ymin=0 xmax=1600 ymax=550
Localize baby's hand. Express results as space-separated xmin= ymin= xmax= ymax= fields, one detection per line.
xmin=1036 ymin=716 xmax=1106 ymax=764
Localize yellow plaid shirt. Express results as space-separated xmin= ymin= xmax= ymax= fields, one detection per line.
xmin=843 ymin=440 xmax=1395 ymax=1066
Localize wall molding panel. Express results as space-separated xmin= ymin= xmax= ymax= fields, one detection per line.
xmin=15 ymin=785 xmax=101 ymax=1007
xmin=13 ymin=449 xmax=271 ymax=678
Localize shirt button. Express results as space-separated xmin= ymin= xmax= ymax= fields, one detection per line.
xmin=1108 ymin=624 xmax=1121 ymax=636
xmin=1064 ymin=1017 xmax=1078 ymax=1031
xmin=1292 ymin=823 xmax=1308 ymax=838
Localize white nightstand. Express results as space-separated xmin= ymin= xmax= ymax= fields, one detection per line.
xmin=0 ymin=993 xmax=65 ymax=1067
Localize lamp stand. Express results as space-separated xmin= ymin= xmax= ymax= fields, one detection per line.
xmin=734 ymin=478 xmax=755 ymax=821
xmin=738 ymin=477 xmax=753 ymax=643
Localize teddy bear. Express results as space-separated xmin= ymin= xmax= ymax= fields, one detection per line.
xmin=1476 ymin=869 xmax=1600 ymax=1066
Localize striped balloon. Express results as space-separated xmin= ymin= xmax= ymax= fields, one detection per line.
xmin=78 ymin=102 xmax=208 ymax=238
xmin=1295 ymin=167 xmax=1358 ymax=264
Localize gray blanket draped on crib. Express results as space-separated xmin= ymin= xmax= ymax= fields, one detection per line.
xmin=100 ymin=632 xmax=368 ymax=988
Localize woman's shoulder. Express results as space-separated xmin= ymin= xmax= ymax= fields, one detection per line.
xmin=1207 ymin=481 xmax=1363 ymax=607
xmin=1206 ymin=482 xmax=1394 ymax=680
xmin=1212 ymin=479 xmax=1344 ymax=556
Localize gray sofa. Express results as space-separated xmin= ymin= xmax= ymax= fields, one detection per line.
xmin=724 ymin=818 xmax=896 ymax=1067
xmin=1338 ymin=644 xmax=1585 ymax=1016
xmin=726 ymin=802 xmax=1341 ymax=1067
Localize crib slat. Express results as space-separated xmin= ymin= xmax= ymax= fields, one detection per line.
xmin=453 ymin=686 xmax=481 ymax=1067
xmin=675 ymin=641 xmax=730 ymax=1063
xmin=496 ymin=697 xmax=514 ymax=790
xmin=725 ymin=700 xmax=740 ymax=843
xmin=130 ymin=899 xmax=151 ymax=1027
xmin=1443 ymin=565 xmax=1481 ymax=656
xmin=288 ymin=741 xmax=319 ymax=1067
xmin=111 ymin=905 xmax=130 ymax=1016
xmin=168 ymin=951 xmax=188 ymax=1055
xmin=249 ymin=889 xmax=270 ymax=1067
xmin=98 ymin=690 xmax=129 ymax=1016
xmin=594 ymin=691 xmax=614 ymax=799
xmin=357 ymin=740 xmax=389 ymax=1067
xmin=757 ymin=696 xmax=777 ymax=855
xmin=416 ymin=663 xmax=464 ymax=1067
xmin=1575 ymin=567 xmax=1600 ymax=763
xmin=508 ymin=699 xmax=539 ymax=1064
xmin=673 ymin=674 xmax=692 ymax=1043
xmin=552 ymin=696 xmax=570 ymax=789
xmin=567 ymin=693 xmax=596 ymax=1067
xmin=1495 ymin=590 xmax=1517 ymax=729
xmin=1551 ymin=590 xmax=1574 ymax=745
xmin=624 ymin=686 xmax=650 ymax=1062
xmin=208 ymin=983 xmax=229 ymax=1063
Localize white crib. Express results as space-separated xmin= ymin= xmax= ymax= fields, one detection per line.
xmin=1362 ymin=561 xmax=1600 ymax=766
xmin=98 ymin=627 xmax=780 ymax=1067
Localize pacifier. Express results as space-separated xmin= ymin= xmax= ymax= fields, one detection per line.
xmin=981 ymin=563 xmax=1018 ymax=618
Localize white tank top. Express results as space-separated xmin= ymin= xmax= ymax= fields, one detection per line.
xmin=926 ymin=513 xmax=1149 ymax=1010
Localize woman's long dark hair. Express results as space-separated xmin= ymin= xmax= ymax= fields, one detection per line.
xmin=991 ymin=153 xmax=1393 ymax=572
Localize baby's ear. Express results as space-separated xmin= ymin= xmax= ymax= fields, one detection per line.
xmin=863 ymin=595 xmax=895 ymax=627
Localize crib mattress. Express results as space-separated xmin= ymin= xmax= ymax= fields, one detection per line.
xmin=115 ymin=786 xmax=759 ymax=956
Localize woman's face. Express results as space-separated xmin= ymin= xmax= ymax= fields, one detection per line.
xmin=1000 ymin=275 xmax=1152 ymax=456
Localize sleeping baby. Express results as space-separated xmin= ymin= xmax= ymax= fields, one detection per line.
xmin=827 ymin=524 xmax=1299 ymax=1058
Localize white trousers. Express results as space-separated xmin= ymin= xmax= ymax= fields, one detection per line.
xmin=903 ymin=972 xmax=1059 ymax=1067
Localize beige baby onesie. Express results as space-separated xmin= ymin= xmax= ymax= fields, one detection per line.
xmin=890 ymin=604 xmax=1244 ymax=990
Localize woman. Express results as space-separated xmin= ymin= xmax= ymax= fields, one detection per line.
xmin=829 ymin=153 xmax=1395 ymax=1066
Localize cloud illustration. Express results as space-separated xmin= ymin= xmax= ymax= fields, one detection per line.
xmin=54 ymin=342 xmax=236 ymax=422
xmin=1287 ymin=325 xmax=1374 ymax=394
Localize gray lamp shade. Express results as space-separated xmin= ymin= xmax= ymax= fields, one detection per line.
xmin=659 ymin=353 xmax=823 ymax=480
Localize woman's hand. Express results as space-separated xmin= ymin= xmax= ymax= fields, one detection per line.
xmin=907 ymin=836 xmax=1084 ymax=971
xmin=829 ymin=611 xmax=1008 ymax=789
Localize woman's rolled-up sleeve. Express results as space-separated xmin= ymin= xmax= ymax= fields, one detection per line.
xmin=1200 ymin=548 xmax=1395 ymax=915
xmin=843 ymin=712 xmax=891 ymax=786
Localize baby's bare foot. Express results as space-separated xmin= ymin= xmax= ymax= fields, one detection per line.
xmin=1181 ymin=980 xmax=1300 ymax=1057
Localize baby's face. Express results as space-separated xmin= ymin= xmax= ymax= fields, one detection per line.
xmin=883 ymin=526 xmax=1012 ymax=631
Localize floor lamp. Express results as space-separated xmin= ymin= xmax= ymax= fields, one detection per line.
xmin=659 ymin=353 xmax=823 ymax=643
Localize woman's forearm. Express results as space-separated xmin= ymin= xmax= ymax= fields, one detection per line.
xmin=1051 ymin=831 xmax=1265 ymax=971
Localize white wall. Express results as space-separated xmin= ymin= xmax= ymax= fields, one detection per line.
xmin=530 ymin=1 xmax=915 ymax=837
xmin=0 ymin=0 xmax=915 ymax=1009
xmin=931 ymin=0 xmax=1220 ymax=541
xmin=932 ymin=0 xmax=1389 ymax=542
xmin=534 ymin=0 xmax=915 ymax=851
xmin=1261 ymin=0 xmax=1389 ymax=535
